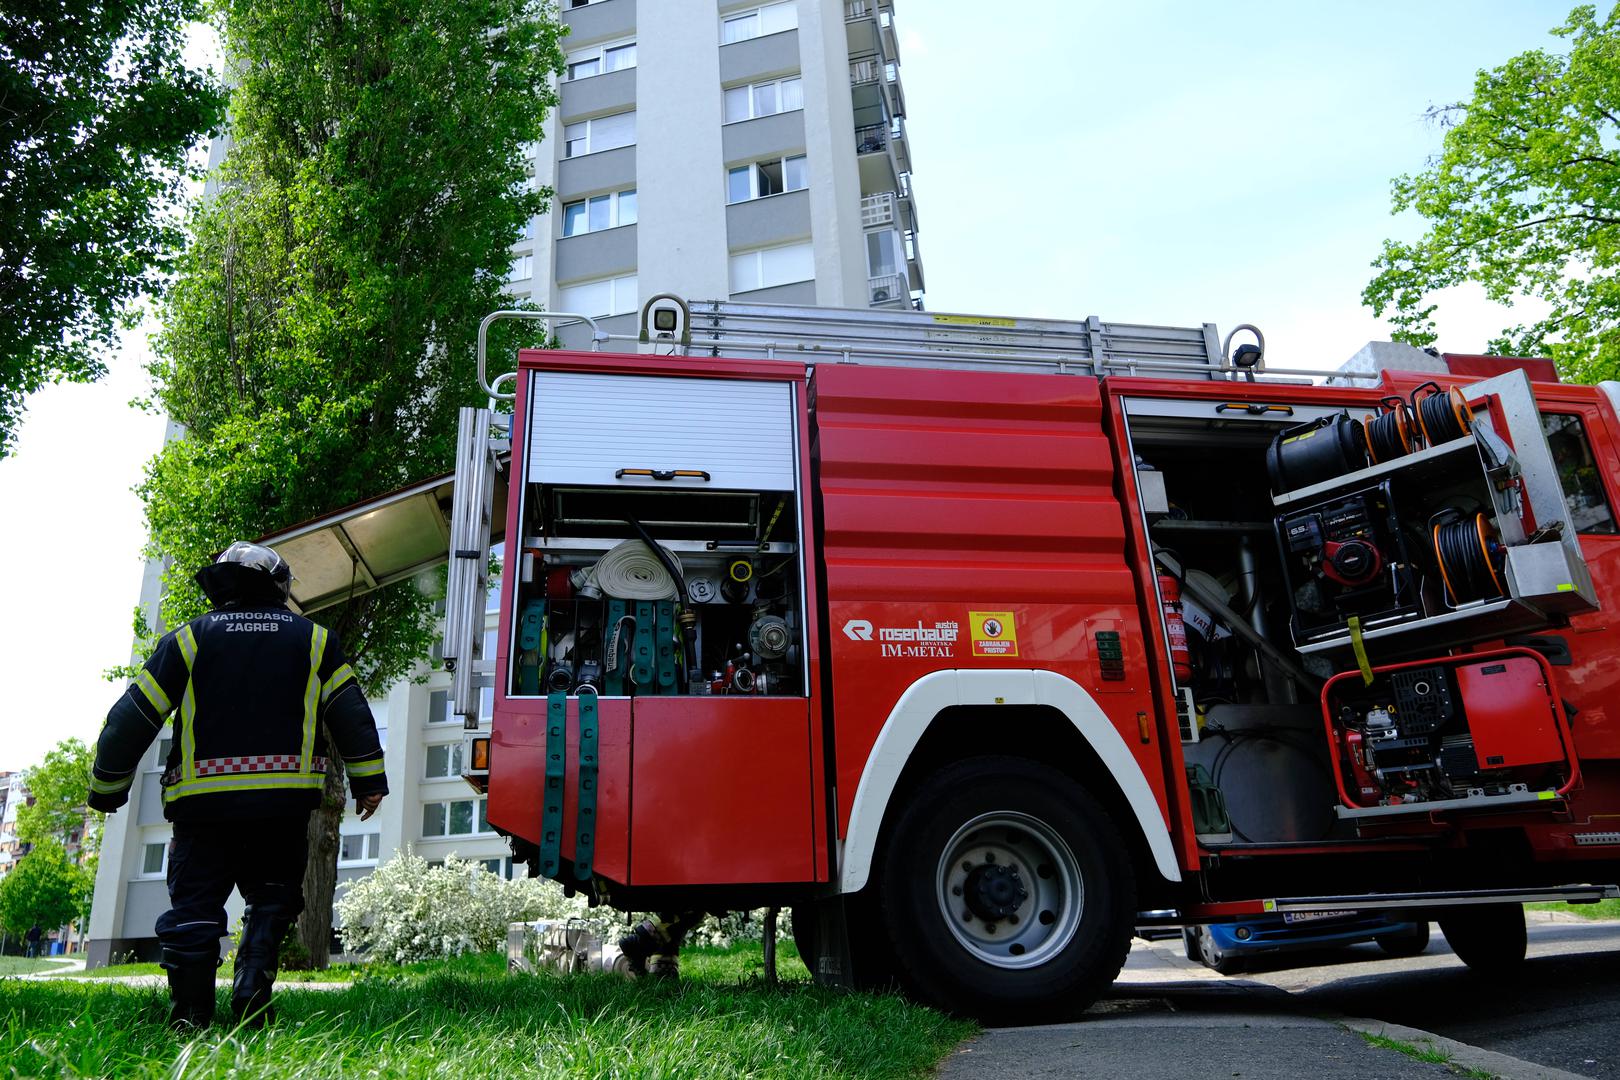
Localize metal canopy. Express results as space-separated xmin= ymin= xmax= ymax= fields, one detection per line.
xmin=255 ymin=469 xmax=507 ymax=614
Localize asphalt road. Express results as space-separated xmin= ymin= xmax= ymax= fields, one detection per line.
xmin=1229 ymin=915 xmax=1620 ymax=1079
xmin=941 ymin=914 xmax=1620 ymax=1079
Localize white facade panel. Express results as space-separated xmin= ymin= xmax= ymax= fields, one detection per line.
xmin=528 ymin=371 xmax=796 ymax=491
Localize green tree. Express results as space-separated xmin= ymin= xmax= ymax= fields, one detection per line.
xmin=16 ymin=739 xmax=100 ymax=874
xmin=140 ymin=0 xmax=565 ymax=965
xmin=1364 ymin=4 xmax=1620 ymax=382
xmin=0 ymin=0 xmax=224 ymax=458
xmin=0 ymin=841 xmax=92 ymax=940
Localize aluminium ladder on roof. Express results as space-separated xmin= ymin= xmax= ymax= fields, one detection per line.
xmin=676 ymin=298 xmax=1232 ymax=379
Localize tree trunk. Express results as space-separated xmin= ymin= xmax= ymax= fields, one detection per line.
xmin=295 ymin=753 xmax=347 ymax=969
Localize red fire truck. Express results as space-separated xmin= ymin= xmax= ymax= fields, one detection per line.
xmin=268 ymin=298 xmax=1620 ymax=1021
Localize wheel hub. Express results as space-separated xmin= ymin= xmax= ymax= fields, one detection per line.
xmin=936 ymin=811 xmax=1085 ymax=971
xmin=964 ymin=863 xmax=1028 ymax=920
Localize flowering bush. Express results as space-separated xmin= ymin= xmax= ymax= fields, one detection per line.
xmin=335 ymin=850 xmax=793 ymax=963
xmin=335 ymin=851 xmax=608 ymax=962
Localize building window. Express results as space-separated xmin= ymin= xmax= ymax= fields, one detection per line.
xmin=566 ymin=39 xmax=636 ymax=81
xmin=563 ymin=112 xmax=635 ymax=158
xmin=142 ymin=842 xmax=166 ymax=876
xmin=557 ymin=273 xmax=638 ymax=318
xmin=422 ymin=798 xmax=492 ymax=838
xmin=428 ymin=689 xmax=454 ymax=724
xmin=562 ymin=189 xmax=637 ymax=237
xmin=721 ymin=1 xmax=797 ymax=44
xmin=566 ymin=0 xmax=607 ymax=7
xmin=149 ymin=735 xmax=173 ymax=770
xmin=508 ymin=253 xmax=533 ymax=282
xmin=1542 ymin=412 xmax=1618 ymax=534
xmin=723 ymin=76 xmax=803 ymax=124
xmin=727 ymin=154 xmax=807 ymax=204
xmin=424 ymin=742 xmax=465 ymax=780
xmin=729 ymin=241 xmax=814 ymax=293
xmin=339 ymin=833 xmax=380 ymax=865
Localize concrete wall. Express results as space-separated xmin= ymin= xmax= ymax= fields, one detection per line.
xmin=556 ymin=225 xmax=639 ymax=283
xmin=636 ymin=2 xmax=730 ymax=302
xmin=726 ymin=189 xmax=812 ymax=251
xmin=564 ymin=0 xmax=636 ymax=45
xmin=720 ymin=110 xmax=806 ymax=166
xmin=559 ymin=67 xmax=637 ymax=124
xmin=798 ymin=0 xmax=867 ymax=306
xmin=557 ymin=145 xmax=637 ymax=202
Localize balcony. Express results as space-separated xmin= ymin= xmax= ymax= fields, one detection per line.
xmin=844 ymin=1 xmax=901 ymax=75
xmin=860 ymin=190 xmax=918 ymax=235
xmin=849 ymin=50 xmax=904 ymax=126
xmin=867 ymin=273 xmax=908 ymax=308
xmin=854 ymin=123 xmax=901 ymax=198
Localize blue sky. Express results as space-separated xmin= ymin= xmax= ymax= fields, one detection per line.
xmin=0 ymin=1 xmax=1589 ymax=769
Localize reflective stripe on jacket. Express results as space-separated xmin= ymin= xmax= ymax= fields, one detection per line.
xmin=90 ymin=606 xmax=388 ymax=820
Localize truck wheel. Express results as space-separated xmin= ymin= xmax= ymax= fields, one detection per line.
xmin=1438 ymin=904 xmax=1526 ymax=973
xmin=877 ymin=756 xmax=1136 ymax=1023
xmin=1375 ymin=921 xmax=1430 ymax=958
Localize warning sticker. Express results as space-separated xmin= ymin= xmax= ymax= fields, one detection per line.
xmin=969 ymin=611 xmax=1019 ymax=657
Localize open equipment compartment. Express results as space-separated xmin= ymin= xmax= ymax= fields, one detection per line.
xmin=510 ymin=367 xmax=810 ymax=701
xmin=486 ymin=355 xmax=822 ymax=889
xmin=1117 ymin=369 xmax=1598 ymax=849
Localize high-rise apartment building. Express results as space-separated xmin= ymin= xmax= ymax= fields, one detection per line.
xmin=518 ymin=0 xmax=922 ymax=344
xmin=85 ymin=0 xmax=921 ymax=966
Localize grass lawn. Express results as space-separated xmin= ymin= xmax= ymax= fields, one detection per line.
xmin=0 ymin=944 xmax=973 ymax=1078
xmin=0 ymin=957 xmax=72 ymax=977
xmin=1529 ymin=898 xmax=1620 ymax=920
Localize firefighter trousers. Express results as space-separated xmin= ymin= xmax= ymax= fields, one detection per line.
xmin=154 ymin=815 xmax=310 ymax=957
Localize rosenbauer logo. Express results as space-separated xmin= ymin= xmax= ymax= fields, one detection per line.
xmin=842 ymin=618 xmax=959 ymax=658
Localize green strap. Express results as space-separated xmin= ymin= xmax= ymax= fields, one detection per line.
xmin=632 ymin=601 xmax=655 ymax=688
xmin=655 ymin=600 xmax=677 ymax=695
xmin=574 ymin=690 xmax=598 ymax=881
xmin=518 ymin=601 xmax=546 ymax=696
xmin=539 ymin=691 xmax=567 ymax=879
xmin=604 ymin=600 xmax=627 ymax=696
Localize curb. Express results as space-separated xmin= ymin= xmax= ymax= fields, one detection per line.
xmin=1338 ymin=1016 xmax=1594 ymax=1080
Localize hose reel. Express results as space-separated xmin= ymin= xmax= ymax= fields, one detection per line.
xmin=1431 ymin=509 xmax=1506 ymax=607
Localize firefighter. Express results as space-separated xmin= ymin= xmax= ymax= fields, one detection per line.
xmin=88 ymin=542 xmax=388 ymax=1029
xmin=617 ymin=912 xmax=705 ymax=979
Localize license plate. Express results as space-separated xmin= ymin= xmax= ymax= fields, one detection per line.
xmin=1282 ymin=909 xmax=1356 ymax=925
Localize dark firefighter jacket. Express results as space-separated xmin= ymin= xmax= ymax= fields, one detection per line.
xmin=88 ymin=606 xmax=388 ymax=821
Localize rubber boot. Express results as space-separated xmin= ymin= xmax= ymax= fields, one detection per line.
xmin=231 ymin=904 xmax=291 ymax=1029
xmin=617 ymin=921 xmax=663 ymax=978
xmin=160 ymin=947 xmax=219 ymax=1030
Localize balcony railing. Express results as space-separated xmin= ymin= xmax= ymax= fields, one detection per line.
xmin=855 ymin=123 xmax=888 ymax=155
xmin=868 ymin=273 xmax=908 ymax=306
xmin=850 ymin=58 xmax=882 ymax=86
xmin=845 ymin=0 xmax=875 ymax=18
xmin=861 ymin=192 xmax=896 ymax=228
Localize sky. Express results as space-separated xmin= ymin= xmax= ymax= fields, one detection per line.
xmin=0 ymin=0 xmax=1588 ymax=771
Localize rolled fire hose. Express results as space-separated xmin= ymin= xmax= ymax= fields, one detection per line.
xmin=575 ymin=539 xmax=681 ymax=600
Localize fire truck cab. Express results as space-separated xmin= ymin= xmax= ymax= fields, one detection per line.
xmin=266 ymin=298 xmax=1620 ymax=1021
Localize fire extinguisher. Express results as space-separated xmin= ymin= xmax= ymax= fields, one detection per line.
xmin=1158 ymin=572 xmax=1194 ymax=685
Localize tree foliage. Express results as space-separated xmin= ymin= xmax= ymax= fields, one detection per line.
xmin=141 ymin=0 xmax=565 ymax=965
xmin=0 ymin=841 xmax=92 ymax=937
xmin=16 ymin=739 xmax=99 ymax=873
xmin=1364 ymin=4 xmax=1620 ymax=381
xmin=0 ymin=0 xmax=223 ymax=457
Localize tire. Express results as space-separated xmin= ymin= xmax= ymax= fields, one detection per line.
xmin=1192 ymin=924 xmax=1246 ymax=975
xmin=876 ymin=756 xmax=1136 ymax=1023
xmin=1438 ymin=904 xmax=1526 ymax=973
xmin=1181 ymin=927 xmax=1200 ymax=964
xmin=1375 ymin=921 xmax=1431 ymax=958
